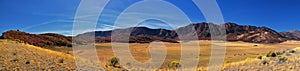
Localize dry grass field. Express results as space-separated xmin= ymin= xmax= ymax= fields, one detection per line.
xmin=0 ymin=39 xmax=76 ymax=70
xmin=1 ymin=39 xmax=300 ymax=70
xmin=95 ymin=40 xmax=300 ymax=70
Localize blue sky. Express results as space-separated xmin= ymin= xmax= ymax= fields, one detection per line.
xmin=1 ymin=0 xmax=300 ymax=36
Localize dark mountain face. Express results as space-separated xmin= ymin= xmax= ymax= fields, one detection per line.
xmin=76 ymin=27 xmax=178 ymax=43
xmin=77 ymin=22 xmax=291 ymax=43
xmin=176 ymin=22 xmax=287 ymax=43
xmin=1 ymin=30 xmax=72 ymax=47
xmin=223 ymin=23 xmax=287 ymax=43
xmin=280 ymin=30 xmax=300 ymax=40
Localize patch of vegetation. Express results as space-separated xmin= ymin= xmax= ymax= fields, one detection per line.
xmin=58 ymin=58 xmax=64 ymax=63
xmin=278 ymin=56 xmax=288 ymax=62
xmin=285 ymin=52 xmax=291 ymax=56
xmin=25 ymin=60 xmax=30 ymax=64
xmin=289 ymin=50 xmax=296 ymax=53
xmin=110 ymin=57 xmax=119 ymax=67
xmin=275 ymin=51 xmax=283 ymax=55
xmin=12 ymin=58 xmax=18 ymax=62
xmin=169 ymin=61 xmax=181 ymax=68
xmin=261 ymin=59 xmax=269 ymax=65
xmin=12 ymin=52 xmax=16 ymax=55
xmin=257 ymin=55 xmax=263 ymax=60
xmin=266 ymin=51 xmax=277 ymax=57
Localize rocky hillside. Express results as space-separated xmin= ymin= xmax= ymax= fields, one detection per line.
xmin=280 ymin=30 xmax=300 ymax=40
xmin=1 ymin=30 xmax=72 ymax=47
xmin=78 ymin=22 xmax=293 ymax=43
xmin=76 ymin=27 xmax=179 ymax=43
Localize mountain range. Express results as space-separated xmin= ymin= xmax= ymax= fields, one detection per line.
xmin=76 ymin=22 xmax=299 ymax=43
xmin=1 ymin=22 xmax=300 ymax=47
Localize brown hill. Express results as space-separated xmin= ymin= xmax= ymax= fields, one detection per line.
xmin=76 ymin=27 xmax=178 ymax=43
xmin=1 ymin=30 xmax=72 ymax=47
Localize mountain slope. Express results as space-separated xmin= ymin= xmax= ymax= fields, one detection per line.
xmin=78 ymin=22 xmax=290 ymax=43
xmin=280 ymin=30 xmax=300 ymax=40
xmin=1 ymin=30 xmax=72 ymax=47
xmin=76 ymin=27 xmax=179 ymax=43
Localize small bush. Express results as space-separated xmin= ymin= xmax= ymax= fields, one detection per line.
xmin=25 ymin=60 xmax=30 ymax=64
xmin=12 ymin=58 xmax=18 ymax=62
xmin=285 ymin=53 xmax=291 ymax=56
xmin=110 ymin=57 xmax=119 ymax=67
xmin=289 ymin=50 xmax=296 ymax=53
xmin=58 ymin=59 xmax=64 ymax=63
xmin=257 ymin=55 xmax=263 ymax=59
xmin=12 ymin=52 xmax=16 ymax=55
xmin=278 ymin=56 xmax=288 ymax=62
xmin=169 ymin=61 xmax=181 ymax=68
xmin=262 ymin=59 xmax=269 ymax=65
xmin=275 ymin=51 xmax=282 ymax=55
xmin=266 ymin=51 xmax=277 ymax=57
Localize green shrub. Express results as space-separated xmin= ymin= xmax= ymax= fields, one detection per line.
xmin=275 ymin=51 xmax=282 ymax=55
xmin=289 ymin=50 xmax=296 ymax=53
xmin=285 ymin=53 xmax=291 ymax=56
xmin=169 ymin=61 xmax=181 ymax=68
xmin=266 ymin=51 xmax=277 ymax=57
xmin=58 ymin=59 xmax=64 ymax=63
xmin=262 ymin=59 xmax=268 ymax=65
xmin=12 ymin=58 xmax=18 ymax=62
xmin=12 ymin=52 xmax=16 ymax=55
xmin=110 ymin=57 xmax=119 ymax=67
xmin=257 ymin=55 xmax=263 ymax=59
xmin=25 ymin=60 xmax=30 ymax=64
xmin=278 ymin=56 xmax=288 ymax=62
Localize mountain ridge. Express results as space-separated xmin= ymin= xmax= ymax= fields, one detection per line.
xmin=76 ymin=22 xmax=299 ymax=43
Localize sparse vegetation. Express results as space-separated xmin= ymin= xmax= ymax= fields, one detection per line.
xmin=275 ymin=51 xmax=282 ymax=55
xmin=110 ymin=57 xmax=119 ymax=67
xmin=289 ymin=50 xmax=296 ymax=53
xmin=278 ymin=56 xmax=287 ymax=62
xmin=25 ymin=60 xmax=30 ymax=64
xmin=261 ymin=59 xmax=269 ymax=65
xmin=169 ymin=61 xmax=181 ymax=68
xmin=58 ymin=58 xmax=64 ymax=63
xmin=257 ymin=55 xmax=263 ymax=59
xmin=266 ymin=51 xmax=277 ymax=57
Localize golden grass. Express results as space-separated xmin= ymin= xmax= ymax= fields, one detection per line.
xmin=0 ymin=39 xmax=76 ymax=70
xmin=95 ymin=40 xmax=300 ymax=70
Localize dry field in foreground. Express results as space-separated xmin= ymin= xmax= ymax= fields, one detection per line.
xmin=95 ymin=40 xmax=300 ymax=70
xmin=0 ymin=39 xmax=76 ymax=70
